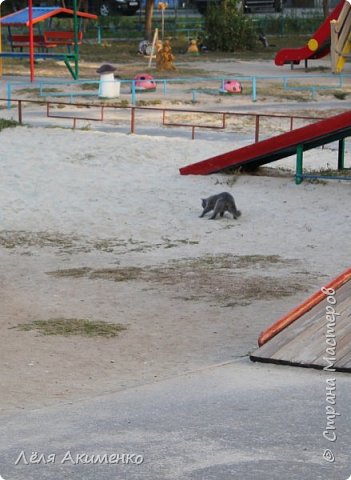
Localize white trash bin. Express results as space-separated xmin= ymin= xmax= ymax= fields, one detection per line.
xmin=98 ymin=73 xmax=120 ymax=98
xmin=96 ymin=64 xmax=120 ymax=99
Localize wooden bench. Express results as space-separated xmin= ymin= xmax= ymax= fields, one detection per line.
xmin=8 ymin=32 xmax=83 ymax=53
xmin=9 ymin=34 xmax=45 ymax=52
xmin=43 ymin=31 xmax=83 ymax=52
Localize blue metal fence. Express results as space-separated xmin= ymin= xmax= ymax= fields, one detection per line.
xmin=5 ymin=73 xmax=351 ymax=109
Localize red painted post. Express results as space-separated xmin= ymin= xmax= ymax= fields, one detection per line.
xmin=28 ymin=0 xmax=35 ymax=82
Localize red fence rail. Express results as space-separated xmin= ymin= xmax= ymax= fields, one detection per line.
xmin=0 ymin=98 xmax=327 ymax=142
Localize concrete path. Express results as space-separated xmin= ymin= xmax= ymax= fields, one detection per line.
xmin=1 ymin=359 xmax=351 ymax=480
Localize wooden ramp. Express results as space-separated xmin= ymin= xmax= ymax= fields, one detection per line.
xmin=250 ymin=268 xmax=351 ymax=372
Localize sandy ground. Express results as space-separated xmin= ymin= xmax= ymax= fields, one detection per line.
xmin=0 ymin=58 xmax=350 ymax=416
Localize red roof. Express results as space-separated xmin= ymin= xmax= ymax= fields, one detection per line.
xmin=0 ymin=7 xmax=97 ymax=26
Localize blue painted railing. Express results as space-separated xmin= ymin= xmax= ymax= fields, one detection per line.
xmin=5 ymin=73 xmax=351 ymax=110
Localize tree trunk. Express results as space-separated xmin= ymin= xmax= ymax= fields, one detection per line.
xmin=323 ymin=0 xmax=329 ymax=18
xmin=78 ymin=0 xmax=89 ymax=32
xmin=145 ymin=0 xmax=154 ymax=41
xmin=78 ymin=0 xmax=89 ymax=10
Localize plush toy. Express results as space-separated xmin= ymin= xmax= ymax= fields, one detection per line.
xmin=187 ymin=39 xmax=199 ymax=55
xmin=156 ymin=40 xmax=176 ymax=71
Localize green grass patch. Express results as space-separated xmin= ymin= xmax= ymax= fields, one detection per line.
xmin=80 ymin=82 xmax=100 ymax=91
xmin=15 ymin=87 xmax=62 ymax=96
xmin=0 ymin=118 xmax=19 ymax=131
xmin=12 ymin=318 xmax=126 ymax=337
xmin=0 ymin=230 xmax=80 ymax=250
xmin=136 ymin=99 xmax=162 ymax=106
xmin=308 ymin=168 xmax=351 ymax=177
xmin=333 ymin=91 xmax=348 ymax=100
xmin=47 ymin=254 xmax=309 ymax=306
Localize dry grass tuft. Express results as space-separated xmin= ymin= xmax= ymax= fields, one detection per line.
xmin=12 ymin=318 xmax=126 ymax=337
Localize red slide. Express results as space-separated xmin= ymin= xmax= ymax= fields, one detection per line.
xmin=275 ymin=0 xmax=345 ymax=66
xmin=179 ymin=111 xmax=351 ymax=175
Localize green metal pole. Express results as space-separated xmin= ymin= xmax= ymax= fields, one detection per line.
xmin=73 ymin=0 xmax=79 ymax=79
xmin=338 ymin=138 xmax=345 ymax=171
xmin=295 ymin=144 xmax=303 ymax=185
xmin=64 ymin=58 xmax=77 ymax=80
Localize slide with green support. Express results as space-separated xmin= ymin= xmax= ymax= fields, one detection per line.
xmin=179 ymin=111 xmax=351 ymax=176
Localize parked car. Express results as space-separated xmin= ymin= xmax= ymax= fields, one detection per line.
xmin=194 ymin=0 xmax=282 ymax=13
xmin=92 ymin=0 xmax=140 ymax=16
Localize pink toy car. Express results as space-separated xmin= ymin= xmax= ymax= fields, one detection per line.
xmin=219 ymin=80 xmax=243 ymax=94
xmin=132 ymin=73 xmax=157 ymax=92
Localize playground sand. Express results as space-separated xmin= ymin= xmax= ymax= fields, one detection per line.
xmin=0 ymin=125 xmax=350 ymax=415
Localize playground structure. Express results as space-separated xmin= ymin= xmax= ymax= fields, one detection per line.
xmin=0 ymin=3 xmax=97 ymax=80
xmin=275 ymin=0 xmax=350 ymax=71
xmin=179 ymin=111 xmax=351 ymax=183
xmin=330 ymin=0 xmax=351 ymax=73
xmin=250 ymin=268 xmax=351 ymax=372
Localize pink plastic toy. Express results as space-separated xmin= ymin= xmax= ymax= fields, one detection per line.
xmin=219 ymin=80 xmax=243 ymax=94
xmin=132 ymin=73 xmax=157 ymax=92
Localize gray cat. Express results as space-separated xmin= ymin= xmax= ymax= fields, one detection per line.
xmin=200 ymin=192 xmax=241 ymax=220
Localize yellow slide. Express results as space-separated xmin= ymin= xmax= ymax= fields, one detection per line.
xmin=331 ymin=0 xmax=351 ymax=72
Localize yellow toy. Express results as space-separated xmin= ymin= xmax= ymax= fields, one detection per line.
xmin=156 ymin=40 xmax=176 ymax=70
xmin=187 ymin=39 xmax=199 ymax=55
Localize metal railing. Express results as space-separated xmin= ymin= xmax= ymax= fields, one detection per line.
xmin=5 ymin=73 xmax=351 ymax=108
xmin=1 ymin=97 xmax=328 ymax=142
